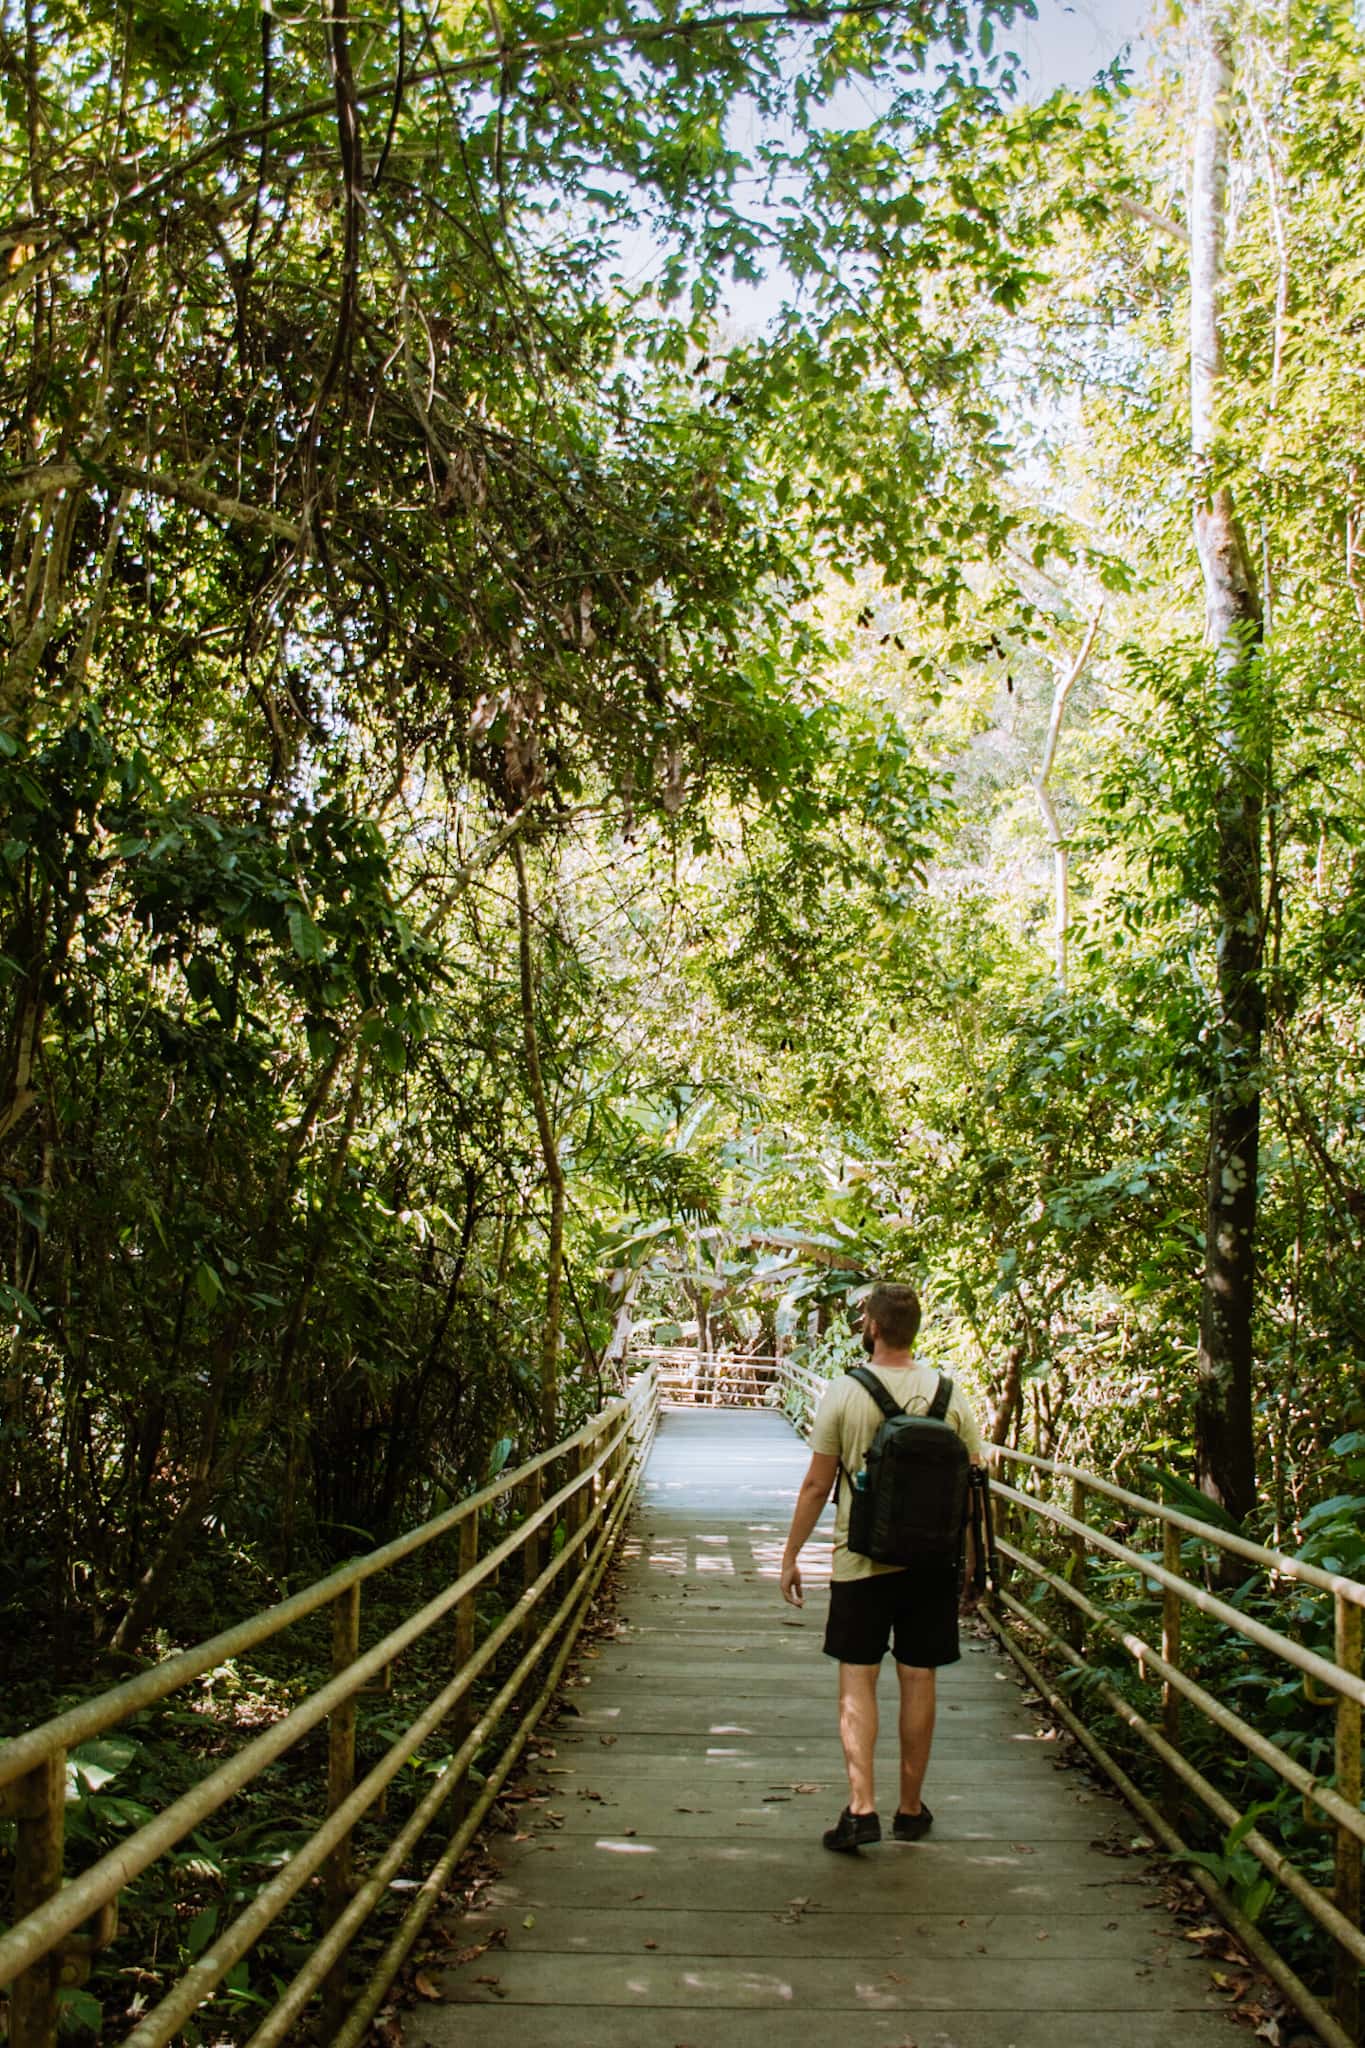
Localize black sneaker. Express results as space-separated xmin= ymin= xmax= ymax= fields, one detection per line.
xmin=822 ymin=1807 xmax=881 ymax=1853
xmin=892 ymin=1804 xmax=933 ymax=1842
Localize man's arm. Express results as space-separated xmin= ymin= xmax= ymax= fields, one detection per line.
xmin=780 ymin=1451 xmax=838 ymax=1607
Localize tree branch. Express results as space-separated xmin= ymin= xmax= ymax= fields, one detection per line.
xmin=0 ymin=462 xmax=303 ymax=541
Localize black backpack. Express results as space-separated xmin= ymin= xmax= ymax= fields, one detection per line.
xmin=838 ymin=1366 xmax=971 ymax=1567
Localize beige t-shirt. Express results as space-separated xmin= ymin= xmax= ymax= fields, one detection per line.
xmin=810 ymin=1363 xmax=988 ymax=1583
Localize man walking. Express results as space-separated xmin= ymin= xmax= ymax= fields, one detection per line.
xmin=779 ymin=1282 xmax=987 ymax=1852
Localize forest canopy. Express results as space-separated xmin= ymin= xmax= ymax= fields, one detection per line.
xmin=2 ymin=0 xmax=1364 ymax=1673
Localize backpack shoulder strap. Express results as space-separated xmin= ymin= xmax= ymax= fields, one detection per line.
xmin=847 ymin=1365 xmax=904 ymax=1420
xmin=928 ymin=1373 xmax=954 ymax=1422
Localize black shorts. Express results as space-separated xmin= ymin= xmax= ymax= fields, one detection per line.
xmin=823 ymin=1564 xmax=960 ymax=1668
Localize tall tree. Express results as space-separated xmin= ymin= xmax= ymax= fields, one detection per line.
xmin=1188 ymin=11 xmax=1264 ymax=1520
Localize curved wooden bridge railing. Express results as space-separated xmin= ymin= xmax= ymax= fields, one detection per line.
xmin=766 ymin=1345 xmax=1364 ymax=2048
xmin=0 ymin=1369 xmax=659 ymax=2048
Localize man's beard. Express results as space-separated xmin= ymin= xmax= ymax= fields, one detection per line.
xmin=861 ymin=1330 xmax=875 ymax=1357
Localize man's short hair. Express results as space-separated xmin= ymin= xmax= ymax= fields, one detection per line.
xmin=865 ymin=1282 xmax=922 ymax=1350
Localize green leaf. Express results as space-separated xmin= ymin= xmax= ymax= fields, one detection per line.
xmin=287 ymin=907 xmax=326 ymax=963
xmin=194 ymin=1261 xmax=224 ymax=1308
xmin=185 ymin=1904 xmax=218 ymax=1958
xmin=67 ymin=1734 xmax=140 ymax=1797
xmin=56 ymin=1987 xmax=102 ymax=2036
xmin=1135 ymin=1464 xmax=1241 ymax=1535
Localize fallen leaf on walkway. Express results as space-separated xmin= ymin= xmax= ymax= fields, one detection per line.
xmin=644 ymin=1939 xmax=659 ymax=1949
xmin=522 ymin=1916 xmax=536 ymax=1929
xmin=453 ymin=1941 xmax=491 ymax=1966
xmin=775 ymin=1895 xmax=820 ymax=1924
xmin=473 ymin=1974 xmax=500 ymax=1986
xmin=413 ymin=1973 xmax=441 ymax=1999
xmin=1011 ymin=1844 xmax=1035 ymax=1855
xmin=790 ymin=1782 xmax=820 ymax=1794
xmin=599 ymin=1734 xmax=618 ymax=1746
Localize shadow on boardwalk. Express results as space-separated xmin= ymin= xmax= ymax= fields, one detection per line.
xmin=406 ymin=1406 xmax=1251 ymax=2048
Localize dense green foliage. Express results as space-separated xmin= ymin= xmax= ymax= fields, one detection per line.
xmin=1 ymin=0 xmax=1361 ymax=1740
xmin=5 ymin=0 xmax=1365 ymax=2031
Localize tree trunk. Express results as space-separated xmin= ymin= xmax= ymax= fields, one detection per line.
xmin=1189 ymin=14 xmax=1264 ymax=1523
xmin=512 ymin=838 xmax=563 ymax=1444
xmin=1030 ymin=612 xmax=1101 ymax=993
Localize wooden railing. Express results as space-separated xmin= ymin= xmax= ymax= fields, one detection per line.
xmin=628 ymin=1345 xmax=784 ymax=1405
xmin=987 ymin=1451 xmax=1364 ymax=2048
xmin=759 ymin=1346 xmax=1364 ymax=2048
xmin=0 ymin=1369 xmax=659 ymax=2048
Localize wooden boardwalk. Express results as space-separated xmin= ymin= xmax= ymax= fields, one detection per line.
xmin=407 ymin=1406 xmax=1252 ymax=2048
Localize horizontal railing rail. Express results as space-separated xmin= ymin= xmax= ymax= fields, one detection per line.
xmin=0 ymin=1369 xmax=659 ymax=2048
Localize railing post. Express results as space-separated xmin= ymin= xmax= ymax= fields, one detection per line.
xmin=321 ymin=1583 xmax=361 ymax=2035
xmin=1066 ymin=1477 xmax=1087 ymax=1651
xmin=521 ymin=1468 xmax=545 ymax=1662
xmin=564 ymin=1439 xmax=587 ymax=1548
xmin=451 ymin=1509 xmax=480 ymax=1823
xmin=1160 ymin=1520 xmax=1183 ymax=1825
xmin=5 ymin=1750 xmax=66 ymax=2048
xmin=1334 ymin=1591 xmax=1362 ymax=2044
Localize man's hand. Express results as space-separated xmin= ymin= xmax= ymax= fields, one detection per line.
xmin=779 ymin=1450 xmax=836 ymax=1611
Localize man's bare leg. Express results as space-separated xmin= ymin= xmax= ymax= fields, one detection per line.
xmin=896 ymin=1663 xmax=936 ymax=1814
xmin=837 ymin=1662 xmax=880 ymax=1812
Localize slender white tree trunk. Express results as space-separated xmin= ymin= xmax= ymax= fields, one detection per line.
xmin=1031 ymin=613 xmax=1101 ymax=993
xmin=1189 ymin=13 xmax=1264 ymax=1522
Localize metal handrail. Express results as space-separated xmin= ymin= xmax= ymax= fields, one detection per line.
xmin=990 ymin=1475 xmax=1365 ymax=1709
xmin=0 ymin=1403 xmax=620 ymax=1795
xmin=0 ymin=1369 xmax=660 ymax=2048
xmin=999 ymin=1445 xmax=1365 ymax=1608
xmin=987 ymin=1472 xmax=1364 ymax=2048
